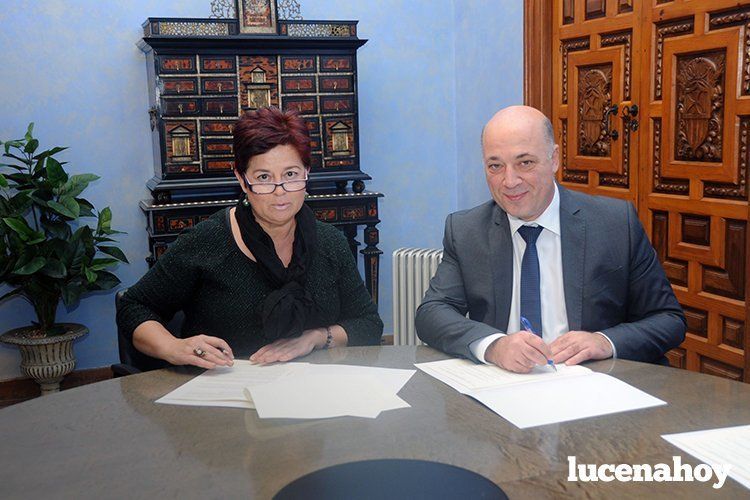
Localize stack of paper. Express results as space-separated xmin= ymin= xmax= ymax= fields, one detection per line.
xmin=157 ymin=360 xmax=415 ymax=419
xmin=663 ymin=425 xmax=750 ymax=490
xmin=415 ymin=358 xmax=666 ymax=428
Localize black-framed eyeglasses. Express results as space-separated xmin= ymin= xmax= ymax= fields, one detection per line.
xmin=243 ymin=175 xmax=308 ymax=195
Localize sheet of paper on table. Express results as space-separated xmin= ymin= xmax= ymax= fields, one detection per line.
xmin=246 ymin=373 xmax=408 ymax=419
xmin=157 ymin=360 xmax=416 ymax=419
xmin=415 ymin=358 xmax=666 ymax=428
xmin=662 ymin=424 xmax=750 ymax=490
xmin=156 ymin=360 xmax=306 ymax=409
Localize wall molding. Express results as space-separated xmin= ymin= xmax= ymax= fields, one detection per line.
xmin=0 ymin=367 xmax=113 ymax=408
xmin=524 ymin=0 xmax=553 ymax=117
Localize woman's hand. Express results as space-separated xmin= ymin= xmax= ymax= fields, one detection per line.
xmin=250 ymin=328 xmax=327 ymax=364
xmin=165 ymin=334 xmax=235 ymax=369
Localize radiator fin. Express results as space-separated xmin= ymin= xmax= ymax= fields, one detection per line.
xmin=392 ymin=248 xmax=443 ymax=346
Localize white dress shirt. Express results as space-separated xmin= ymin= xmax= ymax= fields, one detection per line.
xmin=470 ymin=185 xmax=616 ymax=362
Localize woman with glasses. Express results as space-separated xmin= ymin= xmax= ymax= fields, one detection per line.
xmin=117 ymin=107 xmax=383 ymax=369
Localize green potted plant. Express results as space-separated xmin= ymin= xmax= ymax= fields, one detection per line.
xmin=0 ymin=123 xmax=128 ymax=394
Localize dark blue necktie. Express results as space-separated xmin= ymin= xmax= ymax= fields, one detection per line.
xmin=518 ymin=225 xmax=544 ymax=337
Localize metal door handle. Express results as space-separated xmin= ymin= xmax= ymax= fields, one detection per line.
xmin=604 ymin=104 xmax=619 ymax=141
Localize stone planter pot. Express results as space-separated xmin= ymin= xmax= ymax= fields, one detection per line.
xmin=0 ymin=323 xmax=88 ymax=395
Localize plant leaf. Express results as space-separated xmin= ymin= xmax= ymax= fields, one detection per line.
xmin=3 ymin=217 xmax=35 ymax=240
xmin=98 ymin=246 xmax=128 ymax=263
xmin=0 ymin=175 xmax=7 ymax=188
xmin=76 ymin=198 xmax=95 ymax=217
xmin=13 ymin=256 xmax=46 ymax=275
xmin=59 ymin=196 xmax=80 ymax=218
xmin=40 ymin=217 xmax=71 ymax=240
xmin=45 ymin=157 xmax=68 ymax=186
xmin=23 ymin=139 xmax=39 ymax=154
xmin=32 ymin=146 xmax=67 ymax=160
xmin=83 ymin=265 xmax=97 ymax=284
xmin=71 ymin=173 xmax=99 ymax=184
xmin=58 ymin=174 xmax=98 ymax=199
xmin=61 ymin=284 xmax=84 ymax=307
xmin=0 ymin=162 xmax=26 ymax=172
xmin=93 ymin=271 xmax=121 ymax=290
xmin=25 ymin=231 xmax=46 ymax=245
xmin=3 ymin=152 xmax=33 ymax=166
xmin=97 ymin=206 xmax=112 ymax=234
xmin=47 ymin=200 xmax=77 ymax=219
xmin=40 ymin=259 xmax=67 ymax=278
xmin=89 ymin=258 xmax=119 ymax=271
xmin=24 ymin=123 xmax=34 ymax=141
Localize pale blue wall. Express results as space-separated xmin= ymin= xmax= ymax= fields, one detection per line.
xmin=0 ymin=0 xmax=522 ymax=379
xmin=454 ymin=1 xmax=524 ymax=209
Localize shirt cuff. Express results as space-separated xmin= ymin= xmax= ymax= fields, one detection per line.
xmin=594 ymin=331 xmax=617 ymax=358
xmin=469 ymin=333 xmax=506 ymax=364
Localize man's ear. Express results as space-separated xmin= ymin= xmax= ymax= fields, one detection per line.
xmin=551 ymin=144 xmax=560 ymax=173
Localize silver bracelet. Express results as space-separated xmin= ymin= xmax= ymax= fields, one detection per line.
xmin=324 ymin=326 xmax=333 ymax=349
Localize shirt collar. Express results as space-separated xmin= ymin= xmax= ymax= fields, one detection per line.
xmin=507 ymin=183 xmax=561 ymax=236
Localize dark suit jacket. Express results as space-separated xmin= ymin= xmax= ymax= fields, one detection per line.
xmin=415 ymin=186 xmax=686 ymax=364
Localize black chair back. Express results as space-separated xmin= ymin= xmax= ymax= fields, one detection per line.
xmin=113 ymin=289 xmax=183 ymax=375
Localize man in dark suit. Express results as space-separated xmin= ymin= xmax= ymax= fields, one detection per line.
xmin=416 ymin=106 xmax=685 ymax=372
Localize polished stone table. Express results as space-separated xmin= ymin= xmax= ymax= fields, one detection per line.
xmin=1 ymin=346 xmax=749 ymax=498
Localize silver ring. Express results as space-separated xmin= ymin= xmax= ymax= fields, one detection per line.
xmin=193 ymin=347 xmax=206 ymax=358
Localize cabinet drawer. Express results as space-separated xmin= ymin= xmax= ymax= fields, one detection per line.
xmin=200 ymin=120 xmax=235 ymax=136
xmin=201 ymin=138 xmax=234 ymax=156
xmin=162 ymin=78 xmax=198 ymax=95
xmin=320 ymin=95 xmax=354 ymax=113
xmin=282 ymin=96 xmax=318 ymax=115
xmin=158 ymin=56 xmax=196 ymax=74
xmin=162 ymin=99 xmax=200 ymax=116
xmin=200 ymin=56 xmax=236 ymax=73
xmin=202 ymin=98 xmax=238 ymax=116
xmin=201 ymin=77 xmax=237 ymax=94
xmin=319 ymin=76 xmax=352 ymax=93
xmin=280 ymin=56 xmax=316 ymax=73
xmin=203 ymin=158 xmax=234 ymax=172
xmin=168 ymin=216 xmax=196 ymax=232
xmin=166 ymin=164 xmax=201 ymax=174
xmin=303 ymin=117 xmax=320 ymax=136
xmin=320 ymin=55 xmax=353 ymax=72
xmin=281 ymin=76 xmax=317 ymax=93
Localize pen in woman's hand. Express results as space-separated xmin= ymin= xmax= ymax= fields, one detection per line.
xmin=520 ymin=316 xmax=557 ymax=372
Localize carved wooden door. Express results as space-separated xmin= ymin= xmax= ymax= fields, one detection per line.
xmin=551 ymin=0 xmax=750 ymax=381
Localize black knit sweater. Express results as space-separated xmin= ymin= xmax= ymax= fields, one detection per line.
xmin=117 ymin=208 xmax=383 ymax=357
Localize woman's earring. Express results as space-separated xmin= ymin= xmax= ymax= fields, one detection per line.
xmin=242 ymin=195 xmax=250 ymax=207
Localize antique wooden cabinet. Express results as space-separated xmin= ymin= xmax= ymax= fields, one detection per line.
xmin=137 ymin=17 xmax=382 ymax=302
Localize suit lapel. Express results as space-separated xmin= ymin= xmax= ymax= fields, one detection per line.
xmin=559 ymin=187 xmax=585 ymax=331
xmin=489 ymin=204 xmax=513 ymax=331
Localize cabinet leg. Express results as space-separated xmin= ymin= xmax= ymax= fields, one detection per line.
xmin=360 ymin=224 xmax=382 ymax=304
xmin=342 ymin=225 xmax=359 ymax=260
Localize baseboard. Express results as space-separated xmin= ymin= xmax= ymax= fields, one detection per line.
xmin=0 ymin=366 xmax=113 ymax=408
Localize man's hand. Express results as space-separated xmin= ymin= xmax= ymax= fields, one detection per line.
xmin=550 ymin=331 xmax=613 ymax=365
xmin=485 ymin=331 xmax=552 ymax=373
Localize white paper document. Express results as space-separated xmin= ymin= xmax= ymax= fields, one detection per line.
xmin=415 ymin=358 xmax=666 ymax=428
xmin=156 ymin=360 xmax=305 ymax=409
xmin=246 ymin=373 xmax=408 ymax=419
xmin=157 ymin=360 xmax=415 ymax=420
xmin=662 ymin=425 xmax=750 ymax=490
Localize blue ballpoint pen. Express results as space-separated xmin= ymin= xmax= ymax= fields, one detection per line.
xmin=520 ymin=316 xmax=557 ymax=372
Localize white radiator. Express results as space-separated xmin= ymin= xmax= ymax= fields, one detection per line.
xmin=392 ymin=247 xmax=443 ymax=346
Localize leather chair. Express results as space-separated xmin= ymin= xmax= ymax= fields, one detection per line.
xmin=111 ymin=289 xmax=183 ymax=377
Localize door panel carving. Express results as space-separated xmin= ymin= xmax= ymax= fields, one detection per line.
xmin=547 ymin=0 xmax=750 ymax=381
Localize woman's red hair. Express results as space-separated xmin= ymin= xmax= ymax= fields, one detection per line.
xmin=233 ymin=106 xmax=311 ymax=174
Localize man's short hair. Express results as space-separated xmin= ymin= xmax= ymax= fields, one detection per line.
xmin=481 ymin=111 xmax=557 ymax=160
